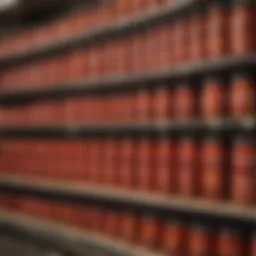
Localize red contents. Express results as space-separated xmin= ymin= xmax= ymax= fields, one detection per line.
xmin=201 ymin=77 xmax=226 ymax=120
xmin=217 ymin=229 xmax=245 ymax=256
xmin=230 ymin=74 xmax=255 ymax=118
xmin=231 ymin=2 xmax=256 ymax=54
xmin=177 ymin=137 xmax=199 ymax=197
xmin=154 ymin=138 xmax=175 ymax=194
xmin=231 ymin=137 xmax=255 ymax=205
xmin=174 ymin=84 xmax=196 ymax=121
xmin=162 ymin=221 xmax=186 ymax=255
xmin=201 ymin=138 xmax=225 ymax=200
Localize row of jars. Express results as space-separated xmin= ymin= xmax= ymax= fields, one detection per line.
xmin=0 ymin=74 xmax=254 ymax=127
xmin=1 ymin=135 xmax=255 ymax=206
xmin=0 ymin=195 xmax=255 ymax=255
xmin=1 ymin=1 xmax=256 ymax=90
xmin=0 ymin=0 xmax=175 ymax=57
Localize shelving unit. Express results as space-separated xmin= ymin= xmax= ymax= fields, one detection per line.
xmin=0 ymin=118 xmax=255 ymax=138
xmin=1 ymin=177 xmax=256 ymax=230
xmin=0 ymin=0 xmax=201 ymax=68
xmin=0 ymin=211 xmax=162 ymax=256
xmin=1 ymin=53 xmax=256 ymax=105
xmin=0 ymin=0 xmax=255 ymax=254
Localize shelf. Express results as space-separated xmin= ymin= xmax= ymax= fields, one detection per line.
xmin=1 ymin=177 xmax=256 ymax=229
xmin=0 ymin=0 xmax=203 ymax=68
xmin=0 ymin=119 xmax=254 ymax=138
xmin=0 ymin=211 xmax=162 ymax=256
xmin=1 ymin=53 xmax=256 ymax=106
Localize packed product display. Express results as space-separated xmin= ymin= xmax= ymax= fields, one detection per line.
xmin=0 ymin=195 xmax=256 ymax=256
xmin=0 ymin=0 xmax=255 ymax=255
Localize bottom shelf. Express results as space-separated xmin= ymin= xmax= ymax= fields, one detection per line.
xmin=0 ymin=211 xmax=162 ymax=256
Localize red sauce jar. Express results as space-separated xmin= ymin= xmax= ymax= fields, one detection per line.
xmin=207 ymin=2 xmax=229 ymax=58
xmin=132 ymin=32 xmax=146 ymax=73
xmin=145 ymin=28 xmax=158 ymax=71
xmin=201 ymin=77 xmax=226 ymax=120
xmin=217 ymin=229 xmax=245 ymax=256
xmin=174 ymin=84 xmax=196 ymax=121
xmin=103 ymin=139 xmax=117 ymax=187
xmin=188 ymin=225 xmax=213 ymax=256
xmin=116 ymin=0 xmax=131 ymax=19
xmin=177 ymin=137 xmax=199 ymax=197
xmin=251 ymin=233 xmax=256 ymax=256
xmin=91 ymin=208 xmax=105 ymax=232
xmin=137 ymin=139 xmax=153 ymax=191
xmin=162 ymin=221 xmax=186 ymax=255
xmin=136 ymin=89 xmax=152 ymax=123
xmin=120 ymin=212 xmax=138 ymax=243
xmin=230 ymin=74 xmax=255 ymax=119
xmin=140 ymin=215 xmax=162 ymax=250
xmin=201 ymin=137 xmax=225 ymax=200
xmin=189 ymin=12 xmax=205 ymax=62
xmin=154 ymin=138 xmax=176 ymax=194
xmin=119 ymin=138 xmax=135 ymax=189
xmin=83 ymin=207 xmax=96 ymax=231
xmin=104 ymin=210 xmax=120 ymax=237
xmin=87 ymin=140 xmax=100 ymax=183
xmin=231 ymin=136 xmax=255 ymax=205
xmin=231 ymin=1 xmax=256 ymax=54
xmin=173 ymin=17 xmax=189 ymax=64
xmin=153 ymin=85 xmax=172 ymax=123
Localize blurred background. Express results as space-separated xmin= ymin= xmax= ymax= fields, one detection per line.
xmin=0 ymin=0 xmax=255 ymax=255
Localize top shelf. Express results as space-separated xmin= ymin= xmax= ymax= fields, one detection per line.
xmin=0 ymin=0 xmax=205 ymax=68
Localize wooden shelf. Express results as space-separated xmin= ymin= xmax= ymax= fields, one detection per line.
xmin=1 ymin=53 xmax=256 ymax=106
xmin=0 ymin=0 xmax=204 ymax=68
xmin=0 ymin=119 xmax=254 ymax=138
xmin=1 ymin=177 xmax=256 ymax=229
xmin=0 ymin=211 xmax=162 ymax=256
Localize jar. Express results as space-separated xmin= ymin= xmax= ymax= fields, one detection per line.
xmin=251 ymin=233 xmax=256 ymax=256
xmin=136 ymin=89 xmax=152 ymax=123
xmin=188 ymin=225 xmax=213 ymax=256
xmin=145 ymin=27 xmax=159 ymax=71
xmin=173 ymin=17 xmax=189 ymax=64
xmin=87 ymin=140 xmax=100 ymax=183
xmin=103 ymin=139 xmax=117 ymax=187
xmin=230 ymin=74 xmax=255 ymax=119
xmin=177 ymin=137 xmax=199 ymax=196
xmin=119 ymin=138 xmax=135 ymax=188
xmin=231 ymin=1 xmax=256 ymax=54
xmin=231 ymin=137 xmax=255 ymax=205
xmin=137 ymin=139 xmax=153 ymax=191
xmin=132 ymin=32 xmax=146 ymax=73
xmin=140 ymin=215 xmax=162 ymax=250
xmin=174 ymin=84 xmax=196 ymax=121
xmin=153 ymin=85 xmax=172 ymax=123
xmin=201 ymin=77 xmax=226 ymax=120
xmin=189 ymin=12 xmax=205 ymax=62
xmin=116 ymin=0 xmax=131 ymax=19
xmin=104 ymin=210 xmax=120 ymax=237
xmin=120 ymin=212 xmax=138 ymax=242
xmin=154 ymin=138 xmax=176 ymax=194
xmin=217 ymin=229 xmax=245 ymax=256
xmin=92 ymin=208 xmax=105 ymax=232
xmin=207 ymin=2 xmax=229 ymax=58
xmin=162 ymin=221 xmax=186 ymax=255
xmin=201 ymin=137 xmax=225 ymax=200
xmin=130 ymin=0 xmax=146 ymax=16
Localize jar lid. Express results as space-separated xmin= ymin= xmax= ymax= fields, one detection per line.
xmin=234 ymin=135 xmax=255 ymax=144
xmin=219 ymin=228 xmax=240 ymax=236
xmin=231 ymin=73 xmax=254 ymax=84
